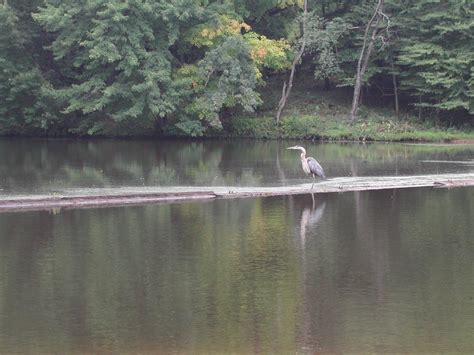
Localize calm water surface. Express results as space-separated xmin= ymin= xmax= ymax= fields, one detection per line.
xmin=0 ymin=138 xmax=473 ymax=353
xmin=1 ymin=138 xmax=473 ymax=194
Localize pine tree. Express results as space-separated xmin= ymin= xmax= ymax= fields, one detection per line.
xmin=397 ymin=0 xmax=474 ymax=118
xmin=33 ymin=0 xmax=276 ymax=135
xmin=0 ymin=2 xmax=53 ymax=133
xmin=34 ymin=1 xmax=192 ymax=134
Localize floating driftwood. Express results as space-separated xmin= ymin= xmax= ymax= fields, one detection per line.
xmin=1 ymin=173 xmax=474 ymax=212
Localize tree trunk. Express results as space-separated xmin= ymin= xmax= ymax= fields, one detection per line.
xmin=349 ymin=0 xmax=384 ymax=123
xmin=391 ymin=57 xmax=399 ymax=117
xmin=418 ymin=95 xmax=422 ymax=120
xmin=275 ymin=0 xmax=308 ymax=124
xmin=324 ymin=78 xmax=330 ymax=90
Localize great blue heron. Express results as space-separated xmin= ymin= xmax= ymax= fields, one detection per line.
xmin=287 ymin=145 xmax=325 ymax=189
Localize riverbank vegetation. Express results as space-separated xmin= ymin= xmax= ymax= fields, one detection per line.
xmin=1 ymin=0 xmax=473 ymax=141
xmin=224 ymin=77 xmax=474 ymax=142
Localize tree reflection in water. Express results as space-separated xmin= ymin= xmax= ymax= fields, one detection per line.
xmin=1 ymin=138 xmax=473 ymax=194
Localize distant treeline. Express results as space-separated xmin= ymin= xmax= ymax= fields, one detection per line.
xmin=1 ymin=0 xmax=472 ymax=136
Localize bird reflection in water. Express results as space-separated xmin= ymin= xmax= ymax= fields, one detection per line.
xmin=298 ymin=194 xmax=327 ymax=352
xmin=300 ymin=194 xmax=326 ymax=248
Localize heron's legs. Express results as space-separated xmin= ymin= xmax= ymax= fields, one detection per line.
xmin=311 ymin=174 xmax=315 ymax=190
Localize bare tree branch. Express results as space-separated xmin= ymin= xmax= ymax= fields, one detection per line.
xmin=275 ymin=0 xmax=308 ymax=124
xmin=349 ymin=0 xmax=385 ymax=123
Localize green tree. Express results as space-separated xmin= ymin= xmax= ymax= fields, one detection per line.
xmin=305 ymin=14 xmax=349 ymax=87
xmin=0 ymin=2 xmax=53 ymax=134
xmin=173 ymin=36 xmax=262 ymax=136
xmin=167 ymin=14 xmax=291 ymax=136
xmin=396 ymin=0 xmax=474 ymax=119
xmin=34 ymin=1 xmax=286 ymax=136
xmin=34 ymin=0 xmax=201 ymax=135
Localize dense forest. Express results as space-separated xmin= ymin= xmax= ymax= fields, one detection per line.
xmin=1 ymin=0 xmax=473 ymax=137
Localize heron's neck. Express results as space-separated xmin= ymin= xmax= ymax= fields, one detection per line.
xmin=300 ymin=152 xmax=306 ymax=160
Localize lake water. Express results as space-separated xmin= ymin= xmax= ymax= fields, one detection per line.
xmin=0 ymin=138 xmax=473 ymax=353
xmin=1 ymin=138 xmax=473 ymax=194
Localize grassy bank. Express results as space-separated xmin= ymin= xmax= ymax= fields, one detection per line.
xmin=221 ymin=79 xmax=474 ymax=143
xmin=225 ymin=114 xmax=474 ymax=142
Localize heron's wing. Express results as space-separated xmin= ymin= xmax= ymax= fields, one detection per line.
xmin=307 ymin=157 xmax=326 ymax=178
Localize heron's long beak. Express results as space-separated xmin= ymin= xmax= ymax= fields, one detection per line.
xmin=287 ymin=146 xmax=298 ymax=150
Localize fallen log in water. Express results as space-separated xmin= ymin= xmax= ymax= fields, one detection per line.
xmin=1 ymin=173 xmax=473 ymax=212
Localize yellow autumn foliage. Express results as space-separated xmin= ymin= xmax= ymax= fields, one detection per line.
xmin=189 ymin=16 xmax=251 ymax=47
xmin=244 ymin=33 xmax=292 ymax=71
